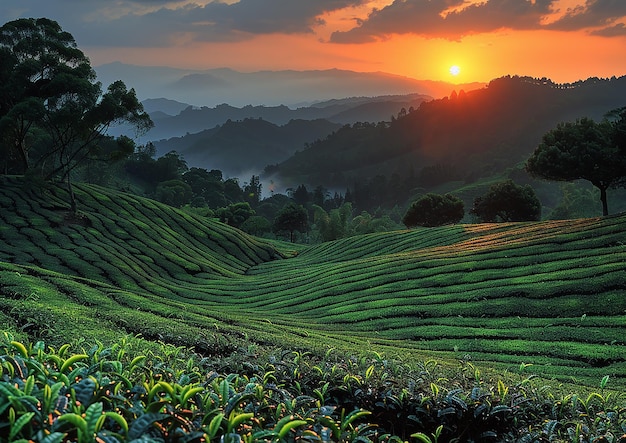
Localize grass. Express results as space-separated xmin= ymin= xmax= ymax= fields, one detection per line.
xmin=0 ymin=175 xmax=625 ymax=393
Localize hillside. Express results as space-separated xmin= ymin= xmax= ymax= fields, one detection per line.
xmin=271 ymin=75 xmax=626 ymax=190
xmin=154 ymin=118 xmax=343 ymax=177
xmin=1 ymin=176 xmax=625 ymax=388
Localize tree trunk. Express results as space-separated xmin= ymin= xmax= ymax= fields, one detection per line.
xmin=67 ymin=173 xmax=77 ymax=214
xmin=599 ymin=186 xmax=608 ymax=216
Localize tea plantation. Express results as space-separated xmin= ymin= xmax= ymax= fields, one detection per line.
xmin=1 ymin=175 xmax=625 ymax=442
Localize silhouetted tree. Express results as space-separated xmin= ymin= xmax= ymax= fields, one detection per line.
xmin=0 ymin=18 xmax=152 ymax=211
xmin=292 ymin=184 xmax=309 ymax=206
xmin=403 ymin=193 xmax=464 ymax=228
xmin=526 ymin=117 xmax=625 ymax=216
xmin=243 ymin=175 xmax=262 ymax=207
xmin=471 ymin=180 xmax=541 ymax=222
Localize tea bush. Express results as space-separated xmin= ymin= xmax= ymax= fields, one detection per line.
xmin=1 ymin=336 xmax=625 ymax=442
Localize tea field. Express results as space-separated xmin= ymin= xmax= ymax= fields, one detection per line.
xmin=1 ymin=175 xmax=625 ymax=390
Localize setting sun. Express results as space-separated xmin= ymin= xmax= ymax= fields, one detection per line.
xmin=449 ymin=65 xmax=461 ymax=76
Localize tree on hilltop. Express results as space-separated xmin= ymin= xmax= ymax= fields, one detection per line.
xmin=0 ymin=18 xmax=152 ymax=211
xmin=526 ymin=115 xmax=626 ymax=216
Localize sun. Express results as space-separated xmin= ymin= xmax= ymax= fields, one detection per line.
xmin=449 ymin=65 xmax=461 ymax=76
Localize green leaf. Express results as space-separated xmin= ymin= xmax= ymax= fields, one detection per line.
xmin=226 ymin=412 xmax=254 ymax=434
xmin=9 ymin=411 xmax=35 ymax=441
xmin=340 ymin=409 xmax=371 ymax=431
xmin=57 ymin=413 xmax=88 ymax=437
xmin=128 ymin=413 xmax=168 ymax=440
xmin=277 ymin=418 xmax=308 ymax=439
xmin=206 ymin=412 xmax=225 ymax=438
xmin=60 ymin=354 xmax=89 ymax=373
xmin=84 ymin=402 xmax=103 ymax=434
xmin=102 ymin=411 xmax=129 ymax=435
xmin=73 ymin=377 xmax=97 ymax=406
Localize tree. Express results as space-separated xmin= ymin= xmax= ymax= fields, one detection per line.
xmin=402 ymin=193 xmax=464 ymax=228
xmin=291 ymin=184 xmax=310 ymax=206
xmin=525 ymin=117 xmax=625 ymax=216
xmin=273 ymin=203 xmax=308 ymax=242
xmin=0 ymin=18 xmax=152 ymax=210
xmin=313 ymin=202 xmax=352 ymax=242
xmin=471 ymin=180 xmax=541 ymax=222
xmin=217 ymin=202 xmax=255 ymax=229
xmin=243 ymin=175 xmax=262 ymax=207
xmin=155 ymin=179 xmax=192 ymax=208
xmin=240 ymin=215 xmax=271 ymax=236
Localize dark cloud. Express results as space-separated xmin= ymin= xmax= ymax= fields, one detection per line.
xmin=330 ymin=0 xmax=626 ymax=43
xmin=591 ymin=22 xmax=626 ymax=36
xmin=548 ymin=0 xmax=626 ymax=31
xmin=3 ymin=0 xmax=625 ymax=50
xmin=0 ymin=0 xmax=367 ymax=47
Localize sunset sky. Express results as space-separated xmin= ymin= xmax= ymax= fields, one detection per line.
xmin=1 ymin=0 xmax=626 ymax=84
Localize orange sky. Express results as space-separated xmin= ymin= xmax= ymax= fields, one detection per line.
xmin=3 ymin=0 xmax=626 ymax=84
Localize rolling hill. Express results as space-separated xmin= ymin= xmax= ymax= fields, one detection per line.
xmin=1 ymin=176 xmax=625 ymax=389
xmin=270 ymin=75 xmax=626 ymax=191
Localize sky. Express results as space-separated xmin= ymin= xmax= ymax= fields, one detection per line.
xmin=1 ymin=0 xmax=626 ymax=84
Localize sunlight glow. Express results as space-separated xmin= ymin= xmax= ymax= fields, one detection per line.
xmin=449 ymin=65 xmax=461 ymax=76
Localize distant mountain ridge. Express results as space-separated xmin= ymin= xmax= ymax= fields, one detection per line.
xmin=139 ymin=93 xmax=431 ymax=141
xmin=94 ymin=62 xmax=483 ymax=107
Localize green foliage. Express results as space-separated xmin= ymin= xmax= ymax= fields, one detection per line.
xmin=1 ymin=337 xmax=624 ymax=442
xmin=526 ymin=115 xmax=626 ymax=216
xmin=217 ymin=202 xmax=256 ymax=229
xmin=0 ymin=18 xmax=152 ymax=214
xmin=155 ymin=179 xmax=192 ymax=207
xmin=402 ymin=193 xmax=464 ymax=228
xmin=471 ymin=180 xmax=541 ymax=222
xmin=273 ymin=203 xmax=308 ymax=242
xmin=1 ymin=175 xmax=626 ymax=443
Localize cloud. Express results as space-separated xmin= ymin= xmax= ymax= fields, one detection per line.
xmin=548 ymin=0 xmax=626 ymax=31
xmin=0 ymin=0 xmax=367 ymax=47
xmin=330 ymin=0 xmax=555 ymax=42
xmin=329 ymin=0 xmax=626 ymax=43
xmin=591 ymin=22 xmax=626 ymax=36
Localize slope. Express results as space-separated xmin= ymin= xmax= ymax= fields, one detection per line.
xmin=272 ymin=75 xmax=626 ymax=189
xmin=0 ymin=177 xmax=625 ymax=387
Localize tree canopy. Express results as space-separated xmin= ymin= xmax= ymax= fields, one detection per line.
xmin=273 ymin=203 xmax=308 ymax=242
xmin=471 ymin=180 xmax=541 ymax=223
xmin=0 ymin=18 xmax=152 ymax=210
xmin=402 ymin=193 xmax=464 ymax=228
xmin=525 ymin=116 xmax=626 ymax=216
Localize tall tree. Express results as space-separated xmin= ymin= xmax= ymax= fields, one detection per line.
xmin=243 ymin=175 xmax=262 ymax=207
xmin=526 ymin=117 xmax=625 ymax=216
xmin=0 ymin=18 xmax=152 ymax=210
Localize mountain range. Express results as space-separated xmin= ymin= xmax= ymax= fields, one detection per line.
xmin=94 ymin=62 xmax=483 ymax=108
